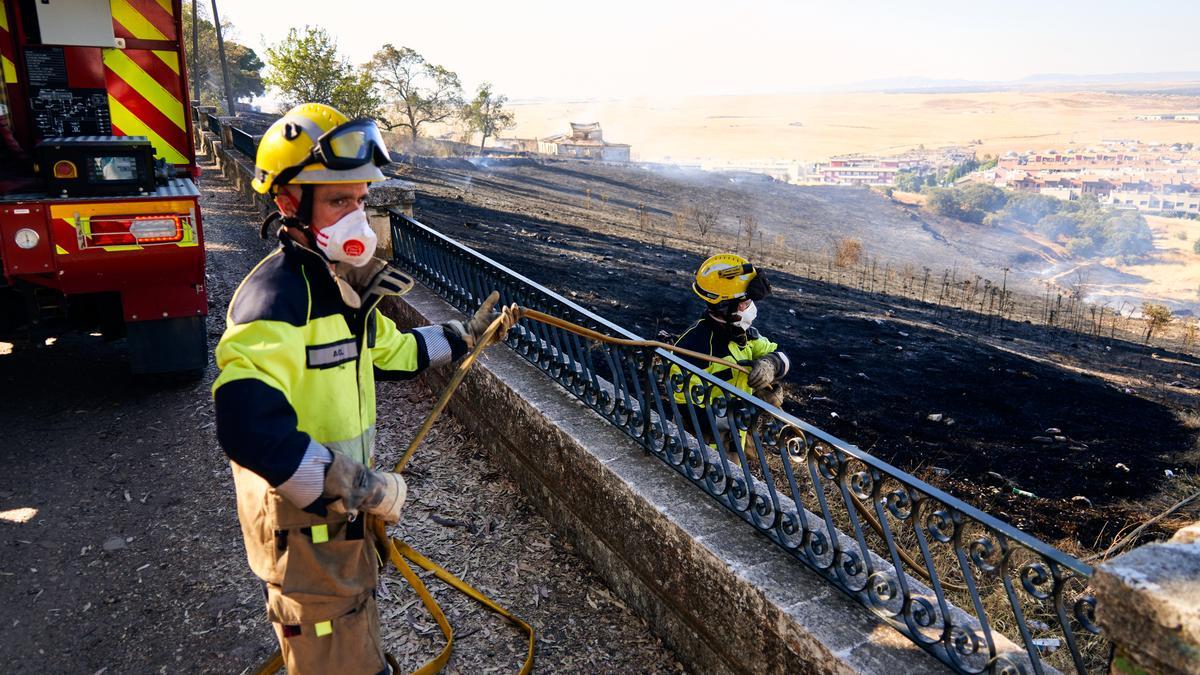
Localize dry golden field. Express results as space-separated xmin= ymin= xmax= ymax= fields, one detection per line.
xmin=508 ymin=90 xmax=1200 ymax=162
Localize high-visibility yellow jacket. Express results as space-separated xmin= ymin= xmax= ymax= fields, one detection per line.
xmin=213 ymin=233 xmax=465 ymax=499
xmin=670 ymin=314 xmax=788 ymax=407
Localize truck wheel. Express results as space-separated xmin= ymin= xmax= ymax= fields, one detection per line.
xmin=126 ymin=316 xmax=208 ymax=377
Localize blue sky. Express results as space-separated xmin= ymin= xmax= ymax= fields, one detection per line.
xmin=216 ymin=0 xmax=1200 ymax=100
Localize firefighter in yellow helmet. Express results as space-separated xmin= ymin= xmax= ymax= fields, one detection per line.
xmin=213 ymin=103 xmax=515 ymax=673
xmin=671 ymin=254 xmax=789 ymax=462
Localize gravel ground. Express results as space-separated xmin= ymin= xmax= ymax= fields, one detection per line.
xmin=0 ymin=156 xmax=684 ymax=674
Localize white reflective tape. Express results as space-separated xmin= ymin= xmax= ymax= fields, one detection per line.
xmin=416 ymin=325 xmax=453 ymax=367
xmin=776 ymin=352 xmax=790 ymax=377
xmin=306 ymin=338 xmax=358 ymax=369
xmin=276 ymin=441 xmax=332 ymax=508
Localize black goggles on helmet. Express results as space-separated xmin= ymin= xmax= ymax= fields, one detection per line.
xmin=273 ymin=118 xmax=391 ymax=187
xmin=315 ymin=118 xmax=391 ymax=169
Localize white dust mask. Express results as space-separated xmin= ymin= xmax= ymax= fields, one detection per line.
xmin=735 ymin=301 xmax=757 ymax=330
xmin=314 ymin=208 xmax=377 ymax=267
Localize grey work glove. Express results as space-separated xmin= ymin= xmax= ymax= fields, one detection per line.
xmin=445 ymin=290 xmax=518 ymax=348
xmin=746 ymin=352 xmax=789 ymax=390
xmin=322 ymin=452 xmax=407 ymax=523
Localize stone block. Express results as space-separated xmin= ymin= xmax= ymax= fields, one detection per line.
xmin=1095 ymin=531 xmax=1200 ymax=675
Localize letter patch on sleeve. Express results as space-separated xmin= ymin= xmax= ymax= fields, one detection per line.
xmin=306 ymin=338 xmax=359 ymax=369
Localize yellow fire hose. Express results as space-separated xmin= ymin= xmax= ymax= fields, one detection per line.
xmin=251 ymin=303 xmax=959 ymax=673
xmin=360 ymin=308 xmax=753 ymax=674
xmin=253 ymin=307 xmax=748 ymax=674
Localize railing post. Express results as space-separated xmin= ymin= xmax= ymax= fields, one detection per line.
xmin=1093 ymin=520 xmax=1200 ymax=674
xmin=217 ymin=116 xmax=238 ymax=150
xmin=367 ymin=179 xmax=417 ymax=257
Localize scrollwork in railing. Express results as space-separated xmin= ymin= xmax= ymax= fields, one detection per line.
xmin=389 ymin=211 xmax=1107 ymax=673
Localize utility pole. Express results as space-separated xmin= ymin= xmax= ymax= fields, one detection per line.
xmin=190 ymin=1 xmax=199 ymax=104
xmin=210 ymin=0 xmax=236 ymax=116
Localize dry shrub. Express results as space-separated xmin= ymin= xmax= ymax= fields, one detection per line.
xmin=834 ymin=237 xmax=863 ymax=267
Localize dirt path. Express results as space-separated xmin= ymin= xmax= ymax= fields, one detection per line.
xmin=0 ymin=160 xmax=682 ymax=674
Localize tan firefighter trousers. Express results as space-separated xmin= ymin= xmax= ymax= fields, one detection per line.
xmin=232 ymin=462 xmax=388 ymax=674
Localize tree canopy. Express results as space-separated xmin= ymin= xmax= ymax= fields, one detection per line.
xmin=924 ymin=185 xmax=1154 ymax=259
xmin=265 ymin=26 xmax=381 ymax=119
xmin=462 ymin=83 xmax=514 ymax=150
xmin=368 ymin=45 xmax=463 ymax=141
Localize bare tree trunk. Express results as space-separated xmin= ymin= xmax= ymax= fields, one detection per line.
xmin=210 ymin=0 xmax=235 ymax=115
xmin=191 ymin=0 xmax=199 ymax=103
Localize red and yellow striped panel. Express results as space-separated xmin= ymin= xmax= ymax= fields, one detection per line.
xmin=110 ymin=0 xmax=177 ymax=42
xmin=103 ymin=47 xmax=189 ymax=164
xmin=0 ymin=0 xmax=17 ymax=84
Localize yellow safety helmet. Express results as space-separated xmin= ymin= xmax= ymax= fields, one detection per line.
xmin=251 ymin=102 xmax=389 ymax=194
xmin=692 ymin=253 xmax=758 ymax=304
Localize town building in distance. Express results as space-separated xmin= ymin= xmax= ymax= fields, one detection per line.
xmin=969 ymin=141 xmax=1200 ymax=216
xmin=810 ymin=147 xmax=977 ymax=187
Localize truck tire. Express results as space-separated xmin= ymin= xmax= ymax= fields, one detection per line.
xmin=126 ymin=316 xmax=208 ymax=376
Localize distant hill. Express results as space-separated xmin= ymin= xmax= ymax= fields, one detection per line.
xmin=842 ymin=71 xmax=1200 ymax=94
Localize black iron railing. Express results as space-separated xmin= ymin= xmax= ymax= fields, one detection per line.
xmin=205 ymin=113 xmax=221 ymax=135
xmin=229 ymin=125 xmax=258 ymax=157
xmin=390 ymin=211 xmax=1106 ymax=674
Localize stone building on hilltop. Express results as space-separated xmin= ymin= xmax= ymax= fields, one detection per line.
xmin=537 ymin=122 xmax=631 ymax=162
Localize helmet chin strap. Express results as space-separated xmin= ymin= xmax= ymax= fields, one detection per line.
xmin=296 ymin=184 xmax=315 ymax=225
xmin=265 ymin=186 xmax=324 ymax=257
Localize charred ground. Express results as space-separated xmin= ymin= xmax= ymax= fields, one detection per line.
xmin=399 ymin=157 xmax=1200 ymax=553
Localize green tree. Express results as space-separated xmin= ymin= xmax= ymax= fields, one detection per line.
xmin=182 ymin=2 xmax=265 ymax=112
xmin=1000 ymin=192 xmax=1061 ymax=224
xmin=462 ymin=83 xmax=514 ymax=151
xmin=1193 ymin=238 xmax=1200 ymax=254
xmin=1142 ymin=302 xmax=1172 ymax=344
xmin=265 ymin=26 xmax=379 ymax=118
xmin=1037 ymin=213 xmax=1081 ymax=239
xmin=924 ymin=184 xmax=1004 ymax=224
xmin=368 ymin=45 xmax=463 ymax=141
xmin=1053 ymin=209 xmax=1152 ymax=258
xmin=331 ymin=68 xmax=383 ymax=120
xmin=1096 ymin=211 xmax=1153 ymax=257
xmin=942 ymin=157 xmax=981 ymax=185
xmin=893 ymin=170 xmax=924 ymax=192
xmin=958 ymin=184 xmax=1007 ymax=215
xmin=924 ymin=188 xmax=963 ymax=219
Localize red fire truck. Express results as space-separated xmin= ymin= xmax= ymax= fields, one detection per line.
xmin=0 ymin=0 xmax=206 ymax=374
